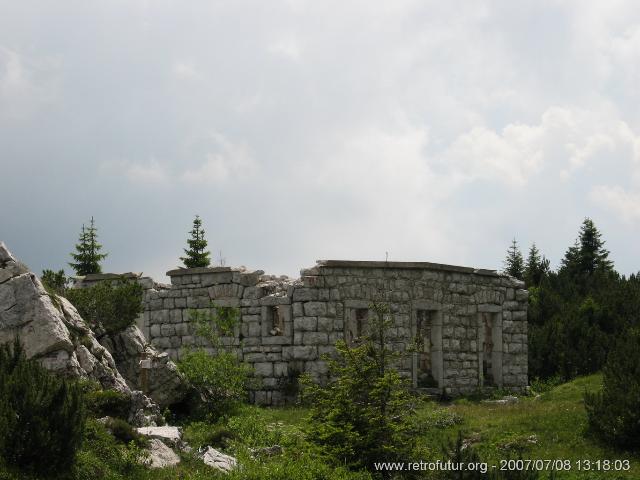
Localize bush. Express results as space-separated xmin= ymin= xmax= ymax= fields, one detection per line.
xmin=584 ymin=328 xmax=640 ymax=450
xmin=104 ymin=418 xmax=148 ymax=447
xmin=301 ymin=300 xmax=416 ymax=475
xmin=0 ymin=339 xmax=85 ymax=476
xmin=85 ymin=386 xmax=131 ymax=419
xmin=41 ymin=269 xmax=70 ymax=296
xmin=73 ymin=419 xmax=148 ymax=480
xmin=66 ymin=278 xmax=143 ymax=335
xmin=178 ymin=304 xmax=253 ymax=419
xmin=178 ymin=349 xmax=252 ymax=418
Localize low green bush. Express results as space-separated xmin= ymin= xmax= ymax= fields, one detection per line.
xmin=104 ymin=418 xmax=148 ymax=448
xmin=85 ymin=387 xmax=131 ymax=419
xmin=0 ymin=339 xmax=85 ymax=477
xmin=41 ymin=269 xmax=70 ymax=296
xmin=178 ymin=304 xmax=253 ymax=419
xmin=73 ymin=419 xmax=148 ymax=480
xmin=178 ymin=349 xmax=252 ymax=419
xmin=66 ymin=278 xmax=143 ymax=335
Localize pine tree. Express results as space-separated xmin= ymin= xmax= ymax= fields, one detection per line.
xmin=560 ymin=218 xmax=613 ymax=278
xmin=69 ymin=217 xmax=108 ymax=275
xmin=524 ymin=243 xmax=550 ymax=288
xmin=180 ymin=215 xmax=211 ymax=268
xmin=560 ymin=239 xmax=580 ymax=276
xmin=503 ymin=238 xmax=524 ymax=280
xmin=577 ymin=217 xmax=613 ymax=274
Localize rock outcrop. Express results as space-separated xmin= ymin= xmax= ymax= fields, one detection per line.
xmin=0 ymin=242 xmax=160 ymax=425
xmin=100 ymin=325 xmax=187 ymax=408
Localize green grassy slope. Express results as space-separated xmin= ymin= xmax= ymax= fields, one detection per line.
xmin=412 ymin=374 xmax=639 ymax=479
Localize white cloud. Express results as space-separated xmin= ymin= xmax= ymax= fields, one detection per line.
xmin=125 ymin=159 xmax=170 ymax=185
xmin=181 ymin=133 xmax=255 ymax=184
xmin=0 ymin=47 xmax=59 ymax=121
xmin=267 ymin=36 xmax=303 ymax=61
xmin=172 ymin=61 xmax=202 ymax=81
xmin=591 ymin=185 xmax=640 ymax=223
xmin=437 ymin=107 xmax=640 ymax=186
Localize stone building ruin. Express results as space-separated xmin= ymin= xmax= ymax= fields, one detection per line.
xmin=78 ymin=259 xmax=529 ymax=405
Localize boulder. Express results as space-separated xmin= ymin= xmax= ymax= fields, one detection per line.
xmin=137 ymin=426 xmax=182 ymax=449
xmin=200 ymin=446 xmax=237 ymax=473
xmin=145 ymin=439 xmax=180 ymax=468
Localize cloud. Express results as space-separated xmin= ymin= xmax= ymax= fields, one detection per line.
xmin=591 ymin=185 xmax=640 ymax=223
xmin=172 ymin=61 xmax=202 ymax=81
xmin=438 ymin=107 xmax=640 ymax=187
xmin=0 ymin=47 xmax=59 ymax=121
xmin=181 ymin=132 xmax=256 ymax=184
xmin=125 ymin=159 xmax=170 ymax=185
xmin=3 ymin=1 xmax=640 ymax=279
xmin=267 ymin=36 xmax=303 ymax=61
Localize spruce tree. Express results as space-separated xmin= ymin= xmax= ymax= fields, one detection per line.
xmin=503 ymin=238 xmax=524 ymax=280
xmin=69 ymin=217 xmax=108 ymax=275
xmin=560 ymin=218 xmax=613 ymax=278
xmin=181 ymin=215 xmax=211 ymax=268
xmin=560 ymin=239 xmax=581 ymax=276
xmin=577 ymin=217 xmax=613 ymax=274
xmin=524 ymin=243 xmax=550 ymax=288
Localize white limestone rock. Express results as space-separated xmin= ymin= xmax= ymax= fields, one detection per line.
xmin=200 ymin=446 xmax=237 ymax=473
xmin=145 ymin=438 xmax=180 ymax=469
xmin=137 ymin=426 xmax=182 ymax=448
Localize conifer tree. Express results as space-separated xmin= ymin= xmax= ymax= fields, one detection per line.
xmin=524 ymin=243 xmax=550 ymax=288
xmin=577 ymin=217 xmax=613 ymax=274
xmin=181 ymin=215 xmax=211 ymax=268
xmin=503 ymin=238 xmax=524 ymax=280
xmin=560 ymin=218 xmax=613 ymax=278
xmin=69 ymin=217 xmax=107 ymax=275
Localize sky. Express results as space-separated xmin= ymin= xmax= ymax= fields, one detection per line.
xmin=1 ymin=1 xmax=640 ymax=282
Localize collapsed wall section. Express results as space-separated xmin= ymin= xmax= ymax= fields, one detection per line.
xmin=141 ymin=260 xmax=528 ymax=405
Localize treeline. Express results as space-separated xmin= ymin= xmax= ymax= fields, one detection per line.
xmin=504 ymin=218 xmax=640 ymax=381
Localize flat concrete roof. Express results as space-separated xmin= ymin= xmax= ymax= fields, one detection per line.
xmin=315 ymin=260 xmax=499 ymax=277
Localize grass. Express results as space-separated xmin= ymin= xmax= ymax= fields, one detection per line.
xmin=144 ymin=375 xmax=640 ymax=479
xmin=4 ymin=374 xmax=636 ymax=479
xmin=411 ymin=373 xmax=639 ymax=479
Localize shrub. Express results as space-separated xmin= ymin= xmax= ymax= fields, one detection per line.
xmin=584 ymin=328 xmax=640 ymax=450
xmin=104 ymin=418 xmax=148 ymax=447
xmin=178 ymin=349 xmax=252 ymax=418
xmin=66 ymin=278 xmax=143 ymax=335
xmin=0 ymin=339 xmax=85 ymax=476
xmin=73 ymin=419 xmax=148 ymax=480
xmin=301 ymin=300 xmax=416 ymax=475
xmin=178 ymin=304 xmax=253 ymax=419
xmin=41 ymin=269 xmax=70 ymax=296
xmin=85 ymin=387 xmax=131 ymax=419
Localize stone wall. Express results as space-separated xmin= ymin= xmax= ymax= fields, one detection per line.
xmin=134 ymin=260 xmax=528 ymax=405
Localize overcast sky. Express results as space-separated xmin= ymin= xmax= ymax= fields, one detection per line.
xmin=1 ymin=1 xmax=639 ymax=281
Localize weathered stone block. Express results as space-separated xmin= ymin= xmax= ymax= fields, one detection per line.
xmin=303 ymin=332 xmax=328 ymax=345
xmin=292 ymin=302 xmax=304 ymax=316
xmin=273 ymin=362 xmax=288 ymax=377
xmin=317 ymin=317 xmax=333 ymax=332
xmin=283 ymin=346 xmax=317 ymax=361
xmin=292 ymin=288 xmax=318 ymax=302
xmin=294 ymin=317 xmax=317 ymax=332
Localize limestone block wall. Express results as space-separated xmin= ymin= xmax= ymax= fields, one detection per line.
xmin=137 ymin=260 xmax=528 ymax=405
